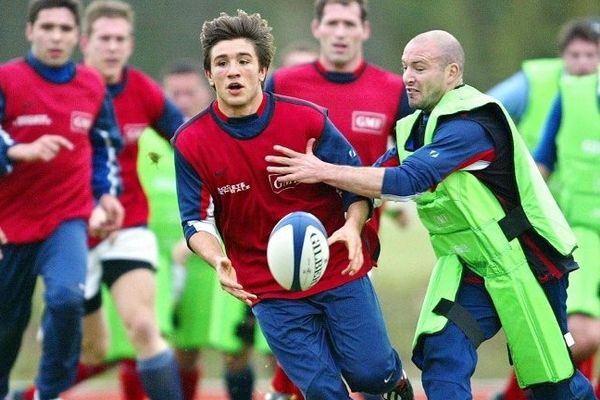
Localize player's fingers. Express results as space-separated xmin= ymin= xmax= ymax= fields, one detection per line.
xmin=54 ymin=136 xmax=74 ymax=150
xmin=272 ymin=144 xmax=300 ymax=157
xmin=305 ymin=138 xmax=316 ymax=154
xmin=266 ymin=164 xmax=291 ymax=174
xmin=265 ymin=154 xmax=293 ymax=166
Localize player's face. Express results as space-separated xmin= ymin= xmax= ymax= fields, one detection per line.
xmin=206 ymin=38 xmax=267 ymax=117
xmin=163 ymin=72 xmax=212 ymax=119
xmin=82 ymin=17 xmax=133 ymax=84
xmin=312 ymin=2 xmax=370 ymax=72
xmin=26 ymin=7 xmax=79 ymax=67
xmin=402 ymin=40 xmax=453 ymax=113
xmin=562 ymin=37 xmax=600 ymax=76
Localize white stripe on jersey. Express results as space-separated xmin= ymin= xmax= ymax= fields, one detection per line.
xmin=97 ymin=128 xmax=121 ymax=196
xmin=460 ymin=160 xmax=491 ymax=171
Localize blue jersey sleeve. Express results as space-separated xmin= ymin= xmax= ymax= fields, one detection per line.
xmin=487 ymin=71 xmax=529 ymax=124
xmin=533 ymin=95 xmax=561 ymax=171
xmin=174 ymin=147 xmax=208 ymax=242
xmin=90 ymin=92 xmax=123 ymax=199
xmin=152 ymin=98 xmax=184 ymax=141
xmin=0 ymin=89 xmax=16 ymax=175
xmin=381 ymin=118 xmax=495 ymax=200
xmin=314 ymin=117 xmax=372 ymax=211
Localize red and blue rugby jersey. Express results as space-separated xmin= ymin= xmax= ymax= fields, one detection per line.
xmin=107 ymin=67 xmax=184 ymax=231
xmin=0 ymin=57 xmax=120 ymax=243
xmin=173 ymin=93 xmax=376 ymax=301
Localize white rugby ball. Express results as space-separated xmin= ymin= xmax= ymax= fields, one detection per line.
xmin=267 ymin=211 xmax=330 ymax=291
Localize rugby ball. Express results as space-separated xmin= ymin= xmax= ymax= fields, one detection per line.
xmin=267 ymin=211 xmax=330 ymax=291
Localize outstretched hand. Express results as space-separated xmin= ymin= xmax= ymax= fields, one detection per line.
xmin=266 ymin=138 xmax=325 ymax=184
xmin=8 ymin=135 xmax=74 ymax=162
xmin=215 ymin=256 xmax=258 ymax=306
xmin=329 ymin=224 xmax=364 ymax=276
xmin=89 ymin=194 xmax=124 ymax=238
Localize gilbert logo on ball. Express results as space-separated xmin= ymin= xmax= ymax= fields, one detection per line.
xmin=267 ymin=211 xmax=330 ymax=291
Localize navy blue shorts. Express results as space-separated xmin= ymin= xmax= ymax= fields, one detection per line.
xmin=252 ymin=276 xmax=403 ymax=399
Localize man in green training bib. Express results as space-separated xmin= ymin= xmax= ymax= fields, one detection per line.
xmin=266 ymin=30 xmax=596 ymax=400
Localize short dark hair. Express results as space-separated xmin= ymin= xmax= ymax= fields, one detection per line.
xmin=558 ymin=17 xmax=600 ymax=54
xmin=28 ymin=0 xmax=82 ymax=26
xmin=200 ymin=9 xmax=275 ymax=72
xmin=314 ymin=0 xmax=368 ymax=23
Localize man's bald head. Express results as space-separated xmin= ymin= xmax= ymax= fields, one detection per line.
xmin=407 ymin=30 xmax=464 ymax=78
xmin=401 ymin=30 xmax=465 ymax=112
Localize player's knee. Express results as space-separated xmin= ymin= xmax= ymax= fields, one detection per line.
xmin=345 ymin=364 xmax=399 ymax=393
xmin=126 ymin=314 xmax=158 ymax=345
xmin=45 ymin=285 xmax=84 ymax=318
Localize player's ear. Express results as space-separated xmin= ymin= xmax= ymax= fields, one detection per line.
xmin=204 ymin=70 xmax=214 ymax=88
xmin=25 ymin=23 xmax=33 ymax=42
xmin=362 ymin=20 xmax=371 ymax=41
xmin=311 ymin=18 xmax=320 ymax=39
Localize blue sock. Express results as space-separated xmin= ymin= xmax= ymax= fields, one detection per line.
xmin=137 ymin=349 xmax=183 ymax=400
xmin=225 ymin=366 xmax=255 ymax=400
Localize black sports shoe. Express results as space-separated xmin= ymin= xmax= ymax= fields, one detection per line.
xmin=383 ymin=370 xmax=415 ymax=400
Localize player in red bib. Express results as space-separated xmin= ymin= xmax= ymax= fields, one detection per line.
xmin=0 ymin=1 xmax=123 ymax=399
xmin=78 ymin=2 xmax=185 ymax=400
xmin=173 ymin=10 xmax=413 ymax=400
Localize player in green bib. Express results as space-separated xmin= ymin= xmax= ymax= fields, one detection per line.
xmin=266 ymin=30 xmax=596 ymax=400
xmin=489 ymin=18 xmax=600 ymax=400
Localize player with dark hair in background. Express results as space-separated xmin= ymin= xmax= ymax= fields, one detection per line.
xmin=0 ymin=1 xmax=123 ymax=399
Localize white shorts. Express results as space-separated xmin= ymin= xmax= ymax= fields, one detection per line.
xmin=85 ymin=226 xmax=158 ymax=300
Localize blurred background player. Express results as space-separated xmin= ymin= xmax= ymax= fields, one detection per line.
xmin=489 ymin=17 xmax=600 ymax=400
xmin=277 ymin=40 xmax=318 ymax=68
xmin=66 ymin=1 xmax=184 ymax=399
xmin=135 ymin=59 xmax=212 ymax=400
xmin=0 ymin=1 xmax=123 ymax=399
xmin=265 ymin=0 xmax=411 ymax=398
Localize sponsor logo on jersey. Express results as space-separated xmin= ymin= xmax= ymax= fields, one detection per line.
xmin=123 ymin=124 xmax=148 ymax=143
xmin=71 ymin=111 xmax=93 ymax=133
xmin=217 ymin=181 xmax=251 ymax=195
xmin=352 ymin=111 xmax=386 ymax=134
xmin=12 ymin=114 xmax=52 ymax=127
xmin=268 ymin=174 xmax=298 ymax=193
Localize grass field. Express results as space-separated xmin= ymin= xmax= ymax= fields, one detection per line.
xmin=10 ymin=205 xmax=514 ymax=397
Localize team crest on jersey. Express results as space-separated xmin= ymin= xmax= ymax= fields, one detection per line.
xmin=352 ymin=111 xmax=386 ymax=134
xmin=71 ymin=111 xmax=93 ymax=133
xmin=13 ymin=114 xmax=52 ymax=127
xmin=123 ymin=124 xmax=147 ymax=143
xmin=268 ymin=174 xmax=298 ymax=194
